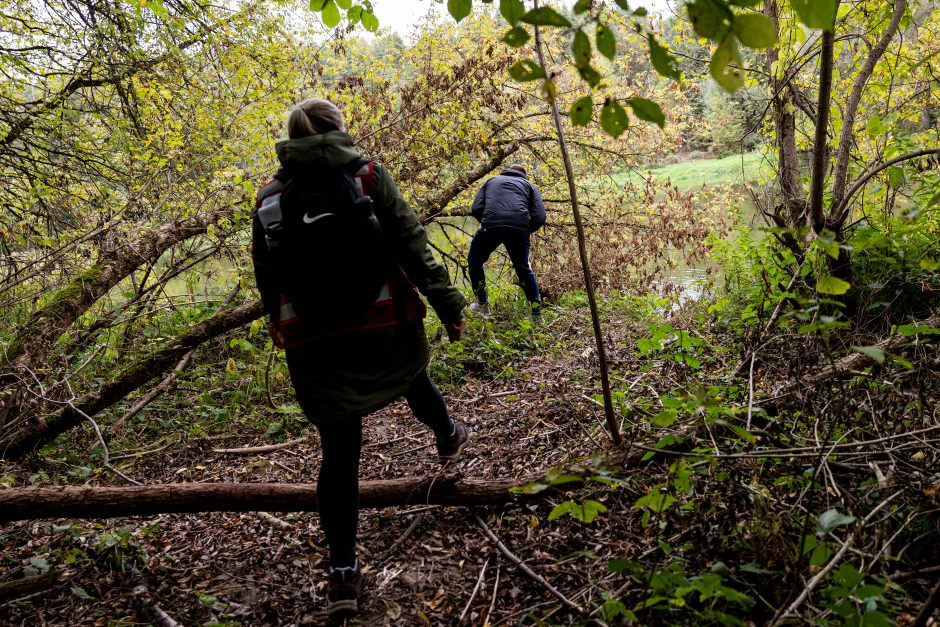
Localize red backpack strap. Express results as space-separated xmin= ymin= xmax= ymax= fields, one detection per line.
xmin=354 ymin=160 xmax=374 ymax=197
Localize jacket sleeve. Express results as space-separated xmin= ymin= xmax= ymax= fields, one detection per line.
xmin=371 ymin=163 xmax=466 ymax=324
xmin=470 ymin=181 xmax=487 ymax=223
xmin=529 ymin=183 xmax=547 ymax=233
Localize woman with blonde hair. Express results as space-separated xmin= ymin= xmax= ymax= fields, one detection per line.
xmin=252 ymin=98 xmax=468 ymax=619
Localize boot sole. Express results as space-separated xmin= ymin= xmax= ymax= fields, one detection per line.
xmin=439 ymin=433 xmax=469 ymax=464
xmin=327 ymin=598 xmax=358 ymax=618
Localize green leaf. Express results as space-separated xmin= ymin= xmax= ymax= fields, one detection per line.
xmin=71 ymin=586 xmax=94 ymax=600
xmin=791 ymin=0 xmax=837 ymax=31
xmin=816 ymin=275 xmax=851 ymax=295
xmin=609 ymin=559 xmax=644 ymax=575
xmin=926 ymin=191 xmax=940 ymax=208
xmin=500 ymin=0 xmax=525 ymax=24
xmin=569 ymin=95 xmax=593 ymax=126
xmin=920 ymin=257 xmax=940 ymax=271
xmin=817 ymin=508 xmax=856 ymax=536
xmin=508 ymin=59 xmax=546 ymax=82
xmin=573 ymin=0 xmax=592 ymax=14
xmin=651 ymin=409 xmax=678 ymax=427
xmin=687 ymin=0 xmax=733 ymax=40
xmin=577 ymin=499 xmax=608 ymax=523
xmin=648 ymin=34 xmax=681 ymax=80
xmin=633 ymin=7 xmax=647 ymax=16
xmin=596 ymin=23 xmax=616 ymax=59
xmin=634 ymin=491 xmax=676 ymax=513
xmin=731 ymin=13 xmax=777 ymax=48
xmin=573 ymin=29 xmax=591 ymax=67
xmin=852 ymin=345 xmax=885 ymax=364
xmin=895 ymin=324 xmax=940 ymax=336
xmin=810 ymin=540 xmax=832 ymax=566
xmin=321 ymin=0 xmax=341 ymax=27
xmin=613 ymin=0 xmax=629 ymax=9
xmin=448 ymin=0 xmax=472 ymax=22
xmin=335 ymin=0 xmax=350 ymax=8
xmin=710 ymin=35 xmax=744 ymax=92
xmin=887 ymin=166 xmax=907 ymax=188
xmin=502 ymin=26 xmax=530 ymax=47
xmin=347 ymin=5 xmax=362 ymax=23
xmin=866 ymin=115 xmax=885 ymax=140
xmin=520 ymin=7 xmax=572 ymax=27
xmin=600 ymin=99 xmax=629 ymax=137
xmin=309 ymin=0 xmax=328 ymax=10
xmin=577 ymin=64 xmax=602 ymax=86
xmin=548 ymin=500 xmax=574 ymax=521
xmin=360 ymin=9 xmax=379 ymax=31
xmin=628 ymin=97 xmax=665 ymax=128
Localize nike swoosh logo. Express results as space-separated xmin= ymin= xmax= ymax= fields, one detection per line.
xmin=302 ymin=212 xmax=334 ymax=224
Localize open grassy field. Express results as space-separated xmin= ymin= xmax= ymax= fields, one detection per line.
xmin=624 ymin=151 xmax=766 ymax=190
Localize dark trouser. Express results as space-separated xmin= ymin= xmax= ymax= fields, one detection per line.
xmin=314 ymin=370 xmax=454 ymax=569
xmin=467 ymin=226 xmax=541 ymax=312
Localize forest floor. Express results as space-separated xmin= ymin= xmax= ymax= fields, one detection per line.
xmin=1 ymin=295 xmax=939 ymax=626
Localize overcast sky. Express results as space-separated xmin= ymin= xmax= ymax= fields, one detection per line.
xmin=371 ymin=0 xmax=678 ymax=37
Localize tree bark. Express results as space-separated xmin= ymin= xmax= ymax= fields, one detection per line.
xmin=809 ymin=26 xmax=836 ymax=235
xmin=830 ymin=0 xmax=908 ymax=216
xmin=765 ymin=0 xmax=804 ymax=226
xmin=0 ymin=300 xmax=265 ymax=461
xmin=532 ymin=6 xmax=621 ymax=446
xmin=0 ymin=477 xmax=528 ymax=522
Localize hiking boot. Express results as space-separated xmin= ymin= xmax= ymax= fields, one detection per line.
xmin=469 ymin=301 xmax=490 ymax=318
xmin=437 ymin=420 xmax=469 ymax=464
xmin=326 ymin=563 xmax=361 ymax=620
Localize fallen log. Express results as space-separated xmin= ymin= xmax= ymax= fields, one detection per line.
xmin=0 ymin=476 xmax=526 ymax=523
xmin=769 ymin=314 xmax=939 ymax=404
xmin=0 ymin=300 xmax=265 ymax=461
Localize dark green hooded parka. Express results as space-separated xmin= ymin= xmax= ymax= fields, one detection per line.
xmin=252 ymin=131 xmax=465 ymax=423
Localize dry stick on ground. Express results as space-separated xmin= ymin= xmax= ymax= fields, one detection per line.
xmin=378 ymin=512 xmax=428 ymax=562
xmin=255 ymin=511 xmax=293 ymax=530
xmin=212 ymin=436 xmax=308 ymax=455
xmin=119 ymin=562 xmax=180 ymax=627
xmin=770 ymin=489 xmax=904 ymax=626
xmin=473 ymin=513 xmax=583 ymax=614
xmin=912 ymin=578 xmax=940 ymax=627
xmin=458 ymin=558 xmax=489 ymax=624
xmin=21 ymin=369 xmax=142 ymax=486
xmin=0 ymin=569 xmax=59 ymax=601
xmin=531 ymin=6 xmax=621 ymax=447
xmin=109 ymin=349 xmax=195 ymax=432
xmin=483 ymin=563 xmax=501 ymax=626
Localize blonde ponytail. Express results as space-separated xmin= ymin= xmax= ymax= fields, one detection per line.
xmin=287 ymin=98 xmax=346 ymax=138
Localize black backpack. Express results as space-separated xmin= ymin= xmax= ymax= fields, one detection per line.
xmin=268 ymin=158 xmax=389 ymax=324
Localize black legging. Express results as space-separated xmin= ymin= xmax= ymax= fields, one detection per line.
xmin=315 ymin=369 xmax=454 ymax=568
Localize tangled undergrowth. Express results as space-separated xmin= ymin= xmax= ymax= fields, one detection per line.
xmin=1 ymin=287 xmax=938 ymax=626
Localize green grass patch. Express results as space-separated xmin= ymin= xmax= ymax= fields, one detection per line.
xmin=623 ymin=152 xmax=766 ymax=190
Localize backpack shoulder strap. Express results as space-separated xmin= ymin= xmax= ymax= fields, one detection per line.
xmin=344 ymin=157 xmax=374 ymax=197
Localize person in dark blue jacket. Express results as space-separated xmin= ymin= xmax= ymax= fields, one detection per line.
xmin=467 ymin=164 xmax=547 ymax=319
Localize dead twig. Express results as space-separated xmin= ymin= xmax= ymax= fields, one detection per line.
xmin=212 ymin=436 xmax=308 ymax=455
xmin=473 ymin=513 xmax=583 ymax=614
xmin=458 ymin=558 xmax=488 ymax=624
xmin=0 ymin=568 xmax=59 ymax=601
xmin=378 ymin=512 xmax=427 ymax=562
xmin=913 ymin=578 xmax=940 ymax=627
